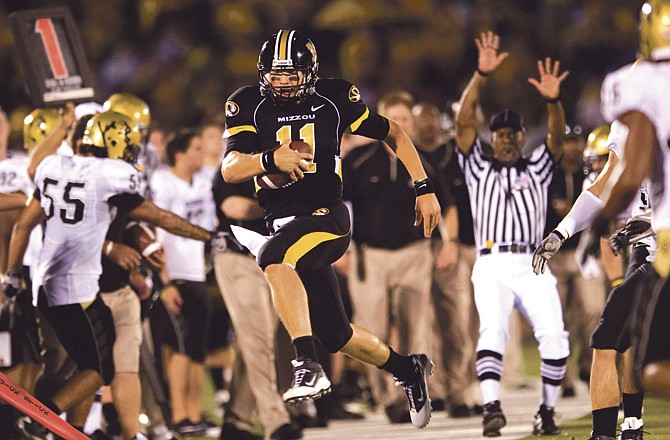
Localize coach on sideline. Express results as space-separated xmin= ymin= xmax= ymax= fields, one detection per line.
xmin=453 ymin=31 xmax=570 ymax=438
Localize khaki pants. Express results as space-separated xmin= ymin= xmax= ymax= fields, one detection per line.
xmin=101 ymin=285 xmax=142 ymax=373
xmin=348 ymin=240 xmax=432 ymax=408
xmin=430 ymin=242 xmax=479 ymax=406
xmin=548 ymin=248 xmax=605 ymax=387
xmin=213 ymin=250 xmax=290 ymax=435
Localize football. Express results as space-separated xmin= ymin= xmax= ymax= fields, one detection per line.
xmin=256 ymin=140 xmax=313 ymax=190
xmin=125 ymin=221 xmax=163 ymax=259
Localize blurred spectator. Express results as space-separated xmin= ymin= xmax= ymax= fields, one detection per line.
xmin=0 ymin=1 xmax=642 ymax=134
xmin=342 ymin=91 xmax=433 ymax=424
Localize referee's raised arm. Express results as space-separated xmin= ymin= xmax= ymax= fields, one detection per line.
xmin=455 ymin=31 xmax=509 ymax=155
xmin=527 ymin=57 xmax=569 ymax=160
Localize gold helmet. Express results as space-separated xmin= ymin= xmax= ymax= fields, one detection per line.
xmin=82 ymin=111 xmax=141 ymax=163
xmin=103 ymin=93 xmax=151 ymax=130
xmin=584 ymin=124 xmax=611 ymax=172
xmin=23 ymin=107 xmax=59 ymax=151
xmin=639 ymin=0 xmax=670 ymax=61
xmin=586 ymin=124 xmax=611 ymax=157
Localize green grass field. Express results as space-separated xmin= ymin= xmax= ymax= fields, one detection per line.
xmin=185 ymin=330 xmax=670 ymax=440
xmin=518 ymin=394 xmax=670 ymax=440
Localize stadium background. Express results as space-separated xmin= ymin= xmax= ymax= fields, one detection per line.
xmin=0 ymin=0 xmax=642 ymax=148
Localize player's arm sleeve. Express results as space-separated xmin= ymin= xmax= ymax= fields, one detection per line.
xmin=330 ymin=79 xmax=390 ymax=140
xmin=349 ymin=111 xmax=390 ymax=140
xmin=554 ymin=190 xmax=604 ymax=238
xmin=109 ymin=193 xmax=145 ymax=212
xmin=223 ymin=87 xmax=261 ymax=154
xmin=105 ymin=160 xmax=144 ymax=212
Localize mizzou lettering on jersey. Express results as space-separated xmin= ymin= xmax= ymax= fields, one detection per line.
xmin=277 ymin=114 xmax=316 ymax=122
xmin=224 ymin=78 xmax=390 ymax=221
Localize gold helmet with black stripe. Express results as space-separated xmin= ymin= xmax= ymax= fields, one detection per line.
xmin=258 ymin=29 xmax=319 ymax=106
xmin=81 ymin=111 xmax=141 ymax=163
xmin=23 ymin=107 xmax=59 ymax=151
xmin=639 ymin=0 xmax=670 ymax=61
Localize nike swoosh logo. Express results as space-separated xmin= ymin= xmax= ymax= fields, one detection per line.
xmin=311 ymin=104 xmax=325 ymax=112
xmin=304 ymin=376 xmax=317 ymax=387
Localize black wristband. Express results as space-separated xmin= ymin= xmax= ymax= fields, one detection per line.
xmin=414 ymin=178 xmax=435 ymax=197
xmin=261 ymin=149 xmax=280 ymax=173
xmin=476 ymin=68 xmax=490 ymax=77
xmin=545 ymin=94 xmax=561 ymax=104
xmin=552 ymin=229 xmax=566 ymax=241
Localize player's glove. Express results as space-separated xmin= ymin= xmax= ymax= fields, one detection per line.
xmin=608 ymin=212 xmax=653 ymax=256
xmin=609 ymin=228 xmax=627 ymax=257
xmin=532 ymin=230 xmax=566 ymax=275
xmin=0 ymin=272 xmax=21 ymax=298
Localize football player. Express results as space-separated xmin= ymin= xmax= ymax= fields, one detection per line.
xmin=1 ymin=111 xmax=213 ymax=437
xmin=579 ymin=0 xmax=670 ymax=400
xmin=221 ymin=29 xmax=441 ymax=429
xmin=534 ymin=121 xmax=653 ymax=440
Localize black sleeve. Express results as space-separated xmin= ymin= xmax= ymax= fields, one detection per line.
xmin=109 ymin=193 xmax=145 ymax=212
xmin=225 ymin=131 xmax=258 ymax=155
xmin=224 ymin=86 xmax=261 ymax=154
xmin=318 ymin=78 xmax=390 ymax=141
xmin=352 ymin=112 xmax=390 ymax=141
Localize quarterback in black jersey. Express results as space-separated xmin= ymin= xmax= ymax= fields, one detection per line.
xmin=221 ymin=30 xmax=440 ymax=428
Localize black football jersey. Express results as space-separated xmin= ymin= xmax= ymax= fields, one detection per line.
xmin=224 ymin=78 xmax=390 ymax=221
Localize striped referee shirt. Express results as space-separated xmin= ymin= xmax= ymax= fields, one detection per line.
xmin=457 ymin=139 xmax=555 ymax=250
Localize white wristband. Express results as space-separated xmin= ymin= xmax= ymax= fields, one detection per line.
xmin=556 ymin=190 xmax=604 ymax=238
xmin=104 ymin=241 xmax=114 ymax=256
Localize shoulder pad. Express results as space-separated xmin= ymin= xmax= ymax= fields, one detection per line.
xmin=225 ymin=86 xmax=263 ymax=118
xmin=316 ymin=78 xmax=362 ymax=103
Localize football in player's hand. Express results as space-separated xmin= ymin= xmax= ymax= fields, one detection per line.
xmin=256 ymin=140 xmax=312 ymax=190
xmin=125 ymin=221 xmax=164 ymax=263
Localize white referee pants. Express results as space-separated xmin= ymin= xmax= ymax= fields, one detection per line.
xmin=472 ymin=253 xmax=570 ymax=361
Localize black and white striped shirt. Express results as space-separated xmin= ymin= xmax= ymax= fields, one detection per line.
xmin=457 ymin=140 xmax=555 ymax=250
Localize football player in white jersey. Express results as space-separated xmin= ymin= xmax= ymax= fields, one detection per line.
xmin=596 ymin=0 xmax=670 ymax=397
xmin=150 ymin=129 xmax=215 ymax=435
xmin=579 ymin=0 xmax=670 ymax=399
xmin=1 ymin=111 xmax=213 ymax=436
xmin=534 ymin=121 xmax=654 ymax=440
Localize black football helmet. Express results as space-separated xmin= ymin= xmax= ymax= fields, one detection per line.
xmin=258 ymin=29 xmax=318 ymax=105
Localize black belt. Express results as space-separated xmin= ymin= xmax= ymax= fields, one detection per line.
xmin=479 ymin=243 xmax=536 ymax=256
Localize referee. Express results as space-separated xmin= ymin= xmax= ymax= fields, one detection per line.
xmin=454 ymin=31 xmax=570 ymax=437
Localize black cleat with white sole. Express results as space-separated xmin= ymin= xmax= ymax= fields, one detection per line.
xmin=394 ymin=353 xmax=434 ymax=428
xmin=282 ymin=357 xmax=332 ymax=406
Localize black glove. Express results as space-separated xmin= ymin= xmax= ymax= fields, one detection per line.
xmin=532 ymin=230 xmax=566 ymax=275
xmin=0 ymin=272 xmax=21 ymax=298
xmin=609 ymin=228 xmax=627 ymax=256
